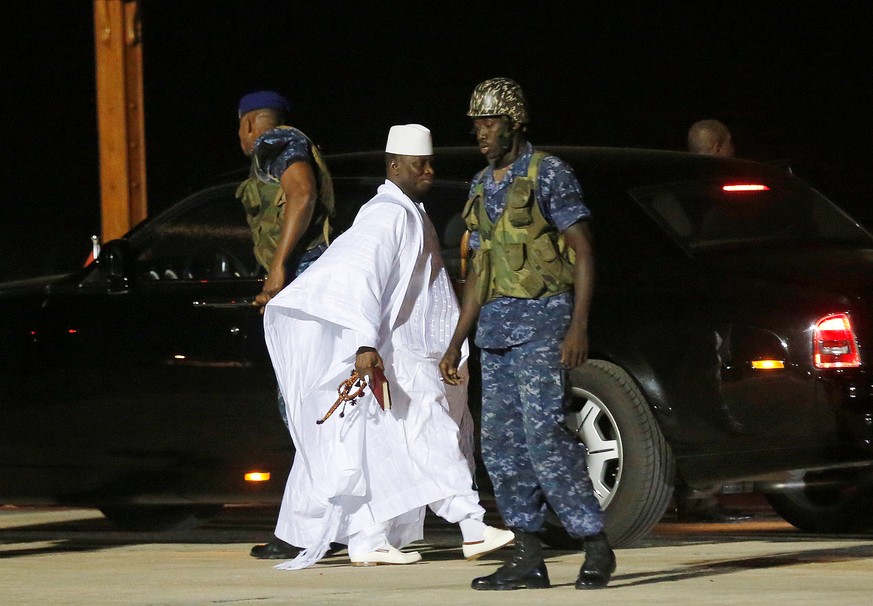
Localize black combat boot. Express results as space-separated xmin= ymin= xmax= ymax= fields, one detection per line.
xmin=575 ymin=531 xmax=616 ymax=589
xmin=471 ymin=530 xmax=550 ymax=591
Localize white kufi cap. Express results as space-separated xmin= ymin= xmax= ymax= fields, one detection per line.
xmin=385 ymin=124 xmax=433 ymax=156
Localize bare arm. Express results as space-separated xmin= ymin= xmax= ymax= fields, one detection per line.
xmin=255 ymin=161 xmax=317 ymax=308
xmin=439 ymin=258 xmax=483 ymax=384
xmin=560 ymin=221 xmax=594 ymax=368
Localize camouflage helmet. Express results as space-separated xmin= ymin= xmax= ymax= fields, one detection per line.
xmin=467 ymin=78 xmax=530 ymax=124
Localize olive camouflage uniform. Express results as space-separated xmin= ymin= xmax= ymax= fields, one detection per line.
xmin=235 ymin=126 xmax=335 ymax=278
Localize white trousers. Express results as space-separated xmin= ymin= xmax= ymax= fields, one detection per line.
xmin=347 ymin=492 xmax=487 ymax=557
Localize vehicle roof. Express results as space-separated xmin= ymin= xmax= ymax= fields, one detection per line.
xmin=325 ymin=145 xmax=787 ymax=189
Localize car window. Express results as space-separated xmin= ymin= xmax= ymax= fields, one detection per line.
xmin=582 ymin=184 xmax=678 ymax=265
xmin=132 ymin=185 xmax=259 ymax=281
xmin=631 ymin=175 xmax=873 ymax=251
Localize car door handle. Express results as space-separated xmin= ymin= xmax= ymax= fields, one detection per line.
xmin=191 ymin=297 xmax=257 ymax=309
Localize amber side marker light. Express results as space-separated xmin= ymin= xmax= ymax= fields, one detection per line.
xmin=814 ymin=313 xmax=861 ymax=369
xmin=722 ymin=184 xmax=771 ymax=192
xmin=245 ymin=472 xmax=271 ymax=482
xmin=751 ymin=360 xmax=785 ymax=370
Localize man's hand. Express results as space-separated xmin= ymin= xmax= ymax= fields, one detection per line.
xmin=560 ymin=221 xmax=594 ymax=369
xmin=355 ymin=348 xmax=384 ymax=387
xmin=255 ymin=267 xmax=286 ymax=312
xmin=560 ymin=320 xmax=589 ymax=369
xmin=439 ymin=345 xmax=465 ymax=385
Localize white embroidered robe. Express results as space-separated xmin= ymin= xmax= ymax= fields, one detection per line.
xmin=263 ymin=180 xmax=474 ymax=568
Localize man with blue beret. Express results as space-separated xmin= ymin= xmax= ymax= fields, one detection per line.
xmin=236 ymin=90 xmax=336 ymax=305
xmin=237 ymin=90 xmax=336 ymax=560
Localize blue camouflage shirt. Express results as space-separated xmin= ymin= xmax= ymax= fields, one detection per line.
xmin=253 ymin=127 xmax=313 ymax=183
xmin=470 ymin=142 xmax=591 ymax=349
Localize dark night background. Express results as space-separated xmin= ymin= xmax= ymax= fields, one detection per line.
xmin=2 ymin=1 xmax=871 ymax=281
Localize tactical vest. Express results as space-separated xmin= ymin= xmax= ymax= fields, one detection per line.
xmin=462 ymin=150 xmax=575 ymax=304
xmin=235 ymin=127 xmax=335 ymax=273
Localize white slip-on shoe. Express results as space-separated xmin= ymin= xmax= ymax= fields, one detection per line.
xmin=349 ymin=545 xmax=422 ymax=567
xmin=462 ymin=526 xmax=515 ymax=560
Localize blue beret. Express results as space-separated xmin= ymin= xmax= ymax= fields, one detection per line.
xmin=238 ymin=91 xmax=291 ymax=118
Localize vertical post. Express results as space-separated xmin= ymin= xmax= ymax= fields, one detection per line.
xmin=93 ymin=0 xmax=147 ymax=241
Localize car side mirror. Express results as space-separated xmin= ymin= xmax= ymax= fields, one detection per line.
xmin=96 ymin=239 xmax=132 ymax=289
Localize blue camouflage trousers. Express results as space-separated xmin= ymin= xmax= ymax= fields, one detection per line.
xmin=480 ymin=339 xmax=604 ymax=538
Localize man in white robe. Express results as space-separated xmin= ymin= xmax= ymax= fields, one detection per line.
xmin=263 ymin=124 xmax=514 ymax=569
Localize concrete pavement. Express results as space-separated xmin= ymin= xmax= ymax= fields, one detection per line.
xmin=3 ymin=506 xmax=873 ymax=605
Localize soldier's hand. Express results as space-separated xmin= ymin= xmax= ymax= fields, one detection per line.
xmin=560 ymin=322 xmax=589 ymax=369
xmin=255 ymin=269 xmax=287 ymax=313
xmin=439 ymin=346 xmax=464 ymax=385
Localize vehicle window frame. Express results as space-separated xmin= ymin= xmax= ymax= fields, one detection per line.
xmin=630 ymin=176 xmax=873 ymax=254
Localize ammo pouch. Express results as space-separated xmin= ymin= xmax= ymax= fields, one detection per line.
xmin=462 ymin=152 xmax=574 ymax=304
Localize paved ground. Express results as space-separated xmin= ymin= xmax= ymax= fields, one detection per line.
xmin=3 ymin=501 xmax=873 ymax=605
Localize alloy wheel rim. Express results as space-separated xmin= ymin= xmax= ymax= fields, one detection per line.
xmin=565 ymin=386 xmax=623 ymax=508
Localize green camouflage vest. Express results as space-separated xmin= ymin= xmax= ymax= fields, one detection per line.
xmin=462 ymin=150 xmax=575 ymax=304
xmin=234 ymin=127 xmax=335 ymax=273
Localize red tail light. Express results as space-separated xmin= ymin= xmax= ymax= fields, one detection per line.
xmin=722 ymin=184 xmax=771 ymax=192
xmin=813 ymin=313 xmax=861 ymax=368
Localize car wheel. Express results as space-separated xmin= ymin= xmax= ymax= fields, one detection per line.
xmin=765 ymin=470 xmax=873 ymax=532
xmin=99 ymin=504 xmax=224 ymax=531
xmin=538 ymin=360 xmax=675 ymax=548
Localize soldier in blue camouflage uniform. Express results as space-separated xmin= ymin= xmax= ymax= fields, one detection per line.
xmin=439 ymin=78 xmax=616 ymax=590
xmin=237 ymin=91 xmax=336 ymax=561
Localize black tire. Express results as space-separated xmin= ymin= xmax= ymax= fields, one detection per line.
xmin=765 ymin=470 xmax=873 ymax=533
xmin=539 ymin=360 xmax=675 ymax=548
xmin=99 ymin=504 xmax=224 ymax=531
